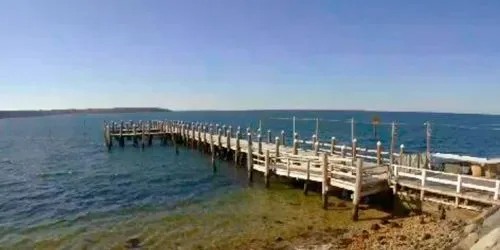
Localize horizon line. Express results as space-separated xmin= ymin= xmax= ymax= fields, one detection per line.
xmin=2 ymin=107 xmax=498 ymax=116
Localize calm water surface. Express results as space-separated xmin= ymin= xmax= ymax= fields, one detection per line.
xmin=0 ymin=111 xmax=499 ymax=249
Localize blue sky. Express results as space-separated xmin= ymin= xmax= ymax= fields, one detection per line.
xmin=0 ymin=0 xmax=499 ymax=113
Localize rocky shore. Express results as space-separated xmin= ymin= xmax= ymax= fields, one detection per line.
xmin=246 ymin=203 xmax=478 ymax=250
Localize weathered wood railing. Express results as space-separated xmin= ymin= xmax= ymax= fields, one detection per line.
xmin=391 ymin=164 xmax=500 ymax=209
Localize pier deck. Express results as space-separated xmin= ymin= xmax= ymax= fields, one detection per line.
xmin=104 ymin=120 xmax=500 ymax=216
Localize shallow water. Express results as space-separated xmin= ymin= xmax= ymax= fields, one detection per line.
xmin=0 ymin=111 xmax=499 ymax=249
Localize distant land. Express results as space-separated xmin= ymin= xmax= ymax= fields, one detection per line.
xmin=0 ymin=107 xmax=171 ymax=119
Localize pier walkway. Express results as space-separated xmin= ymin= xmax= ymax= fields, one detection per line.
xmin=103 ymin=120 xmax=500 ymax=217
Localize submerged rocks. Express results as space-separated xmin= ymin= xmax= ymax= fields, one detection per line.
xmin=422 ymin=233 xmax=432 ymax=241
xmin=389 ymin=222 xmax=402 ymax=228
xmin=370 ymin=223 xmax=381 ymax=231
xmin=380 ymin=218 xmax=390 ymax=225
xmin=125 ymin=237 xmax=141 ymax=249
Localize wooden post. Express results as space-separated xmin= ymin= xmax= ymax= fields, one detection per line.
xmin=264 ymin=149 xmax=270 ymax=188
xmin=281 ymin=130 xmax=285 ymax=146
xmin=376 ymin=141 xmax=382 ymax=165
xmin=495 ymin=180 xmax=500 ymax=201
xmin=417 ymin=153 xmax=421 ymax=169
xmin=119 ymin=123 xmax=125 ymax=147
xmin=314 ymin=142 xmax=319 ymax=156
xmin=133 ymin=124 xmax=138 ymax=147
xmin=267 ymin=130 xmax=272 ymax=143
xmin=399 ymin=144 xmax=405 ymax=165
xmin=315 ymin=117 xmax=320 ymax=140
xmin=455 ymin=175 xmax=462 ymax=207
xmin=392 ymin=165 xmax=399 ymax=194
xmin=148 ymin=124 xmax=153 ymax=146
xmin=352 ymin=158 xmax=363 ymax=221
xmin=226 ymin=129 xmax=231 ymax=151
xmin=105 ymin=125 xmax=112 ymax=151
xmin=352 ymin=139 xmax=357 ymax=160
xmin=322 ymin=154 xmax=329 ymax=209
xmin=420 ymin=169 xmax=426 ymax=201
xmin=390 ymin=122 xmax=396 ymax=165
xmin=141 ymin=124 xmax=146 ymax=150
xmin=217 ymin=129 xmax=222 ymax=151
xmin=258 ymin=134 xmax=263 ymax=155
xmin=304 ymin=160 xmax=311 ymax=195
xmin=247 ymin=133 xmax=253 ymax=183
xmin=210 ymin=133 xmax=216 ymax=172
xmin=340 ymin=145 xmax=346 ymax=158
xmin=330 ymin=137 xmax=336 ymax=155
xmin=426 ymin=122 xmax=432 ymax=169
xmin=351 ymin=118 xmax=355 ymax=142
xmin=191 ymin=123 xmax=196 ymax=147
xmin=275 ymin=137 xmax=280 ymax=157
xmin=235 ymin=132 xmax=241 ymax=165
xmin=293 ymin=139 xmax=299 ymax=155
xmin=197 ymin=125 xmax=202 ymax=148
xmin=203 ymin=126 xmax=207 ymax=145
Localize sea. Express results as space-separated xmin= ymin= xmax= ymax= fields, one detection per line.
xmin=0 ymin=110 xmax=499 ymax=249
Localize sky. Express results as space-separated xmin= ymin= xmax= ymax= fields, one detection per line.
xmin=0 ymin=0 xmax=499 ymax=113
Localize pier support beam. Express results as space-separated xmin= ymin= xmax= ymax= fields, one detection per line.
xmin=376 ymin=141 xmax=382 ymax=165
xmin=275 ymin=137 xmax=280 ymax=158
xmin=235 ymin=132 xmax=241 ymax=165
xmin=104 ymin=125 xmax=112 ymax=151
xmin=352 ymin=158 xmax=363 ymax=221
xmin=210 ymin=132 xmax=216 ymax=172
xmin=264 ymin=149 xmax=270 ymax=188
xmin=258 ymin=134 xmax=262 ymax=155
xmin=119 ymin=125 xmax=125 ymax=147
xmin=293 ymin=139 xmax=299 ymax=155
xmin=304 ymin=160 xmax=311 ymax=195
xmin=322 ymin=154 xmax=329 ymax=209
xmin=247 ymin=133 xmax=253 ymax=183
xmin=330 ymin=137 xmax=336 ymax=155
xmin=141 ymin=124 xmax=146 ymax=150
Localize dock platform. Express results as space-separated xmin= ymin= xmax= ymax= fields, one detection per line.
xmin=103 ymin=120 xmax=500 ymax=217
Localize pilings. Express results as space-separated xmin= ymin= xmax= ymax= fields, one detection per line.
xmin=247 ymin=133 xmax=253 ymax=183
xmin=264 ymin=149 xmax=270 ymax=188
xmin=352 ymin=158 xmax=364 ymax=221
xmin=322 ymin=153 xmax=329 ymax=209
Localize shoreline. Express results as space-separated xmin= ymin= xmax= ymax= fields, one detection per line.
xmin=5 ymin=181 xmax=478 ymax=250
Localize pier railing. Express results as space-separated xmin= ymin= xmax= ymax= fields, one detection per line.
xmin=391 ymin=164 xmax=500 ymax=209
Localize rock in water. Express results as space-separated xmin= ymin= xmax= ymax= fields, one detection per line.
xmin=371 ymin=223 xmax=381 ymax=231
xmin=361 ymin=230 xmax=370 ymax=239
xmin=390 ymin=222 xmax=402 ymax=228
xmin=380 ymin=218 xmax=390 ymax=225
xmin=126 ymin=238 xmax=141 ymax=249
xmin=422 ymin=233 xmax=432 ymax=241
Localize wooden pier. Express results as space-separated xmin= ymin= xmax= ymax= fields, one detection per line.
xmin=103 ymin=120 xmax=500 ymax=217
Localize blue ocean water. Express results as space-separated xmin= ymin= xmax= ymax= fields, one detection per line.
xmin=0 ymin=110 xmax=499 ymax=247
